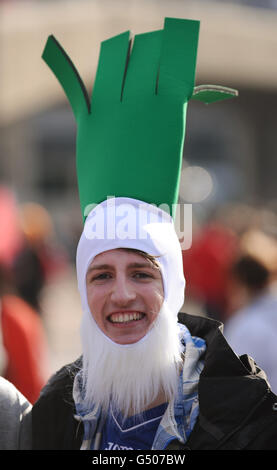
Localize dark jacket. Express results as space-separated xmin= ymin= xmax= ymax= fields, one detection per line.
xmin=32 ymin=313 xmax=277 ymax=450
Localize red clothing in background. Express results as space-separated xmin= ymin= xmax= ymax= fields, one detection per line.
xmin=1 ymin=295 xmax=49 ymax=404
xmin=182 ymin=223 xmax=238 ymax=320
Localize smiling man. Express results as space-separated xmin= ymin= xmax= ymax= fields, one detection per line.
xmin=32 ymin=199 xmax=277 ymax=451
xmin=32 ymin=18 xmax=277 ymax=451
xmin=81 ymin=246 xmax=182 ymax=448
xmin=72 ymin=198 xmax=193 ymax=450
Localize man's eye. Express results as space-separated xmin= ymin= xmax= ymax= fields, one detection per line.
xmin=91 ymin=273 xmax=111 ymax=282
xmin=133 ymin=272 xmax=152 ymax=279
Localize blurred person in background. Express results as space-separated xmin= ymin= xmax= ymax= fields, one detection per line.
xmin=0 ymin=188 xmax=50 ymax=404
xmin=0 ymin=262 xmax=50 ymax=404
xmin=0 ymin=186 xmax=22 ymax=269
xmin=182 ymin=221 xmax=239 ymax=321
xmin=12 ymin=202 xmax=69 ymax=314
xmin=224 ymin=229 xmax=277 ymax=393
xmin=182 ymin=202 xmax=277 ymax=323
xmin=0 ymin=376 xmax=31 ymax=450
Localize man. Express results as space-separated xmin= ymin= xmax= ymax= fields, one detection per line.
xmin=32 ymin=18 xmax=277 ymax=450
xmin=32 ymin=203 xmax=277 ymax=450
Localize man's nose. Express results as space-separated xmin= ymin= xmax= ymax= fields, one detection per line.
xmin=110 ymin=277 xmax=136 ymax=305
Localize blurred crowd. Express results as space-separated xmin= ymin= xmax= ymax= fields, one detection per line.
xmin=182 ymin=201 xmax=277 ymax=392
xmin=0 ymin=185 xmax=69 ymax=404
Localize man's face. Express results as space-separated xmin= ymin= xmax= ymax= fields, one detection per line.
xmin=86 ymin=248 xmax=164 ymax=345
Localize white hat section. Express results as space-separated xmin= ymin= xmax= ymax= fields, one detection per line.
xmin=76 ymin=197 xmax=186 ymax=344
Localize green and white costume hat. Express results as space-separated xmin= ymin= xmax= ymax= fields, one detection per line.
xmin=42 ymin=18 xmax=237 ymax=340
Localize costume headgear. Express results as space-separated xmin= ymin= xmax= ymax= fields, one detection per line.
xmin=42 ymin=18 xmax=237 ymax=341
xmin=42 ymin=17 xmax=237 ymax=220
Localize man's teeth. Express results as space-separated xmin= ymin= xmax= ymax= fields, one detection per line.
xmin=109 ymin=312 xmax=144 ymax=323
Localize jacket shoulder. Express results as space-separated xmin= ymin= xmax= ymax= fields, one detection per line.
xmin=38 ymin=357 xmax=81 ymax=400
xmin=178 ymin=311 xmax=223 ymax=340
xmin=32 ymin=357 xmax=82 ymax=449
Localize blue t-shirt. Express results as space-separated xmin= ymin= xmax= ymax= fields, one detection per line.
xmin=100 ymin=403 xmax=168 ymax=450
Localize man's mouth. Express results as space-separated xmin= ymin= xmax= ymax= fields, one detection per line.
xmin=108 ymin=312 xmax=145 ymax=324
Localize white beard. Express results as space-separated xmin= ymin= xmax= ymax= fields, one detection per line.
xmin=80 ymin=304 xmax=183 ymax=418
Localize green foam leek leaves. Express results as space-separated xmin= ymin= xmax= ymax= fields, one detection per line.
xmin=42 ymin=18 xmax=238 ymax=221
